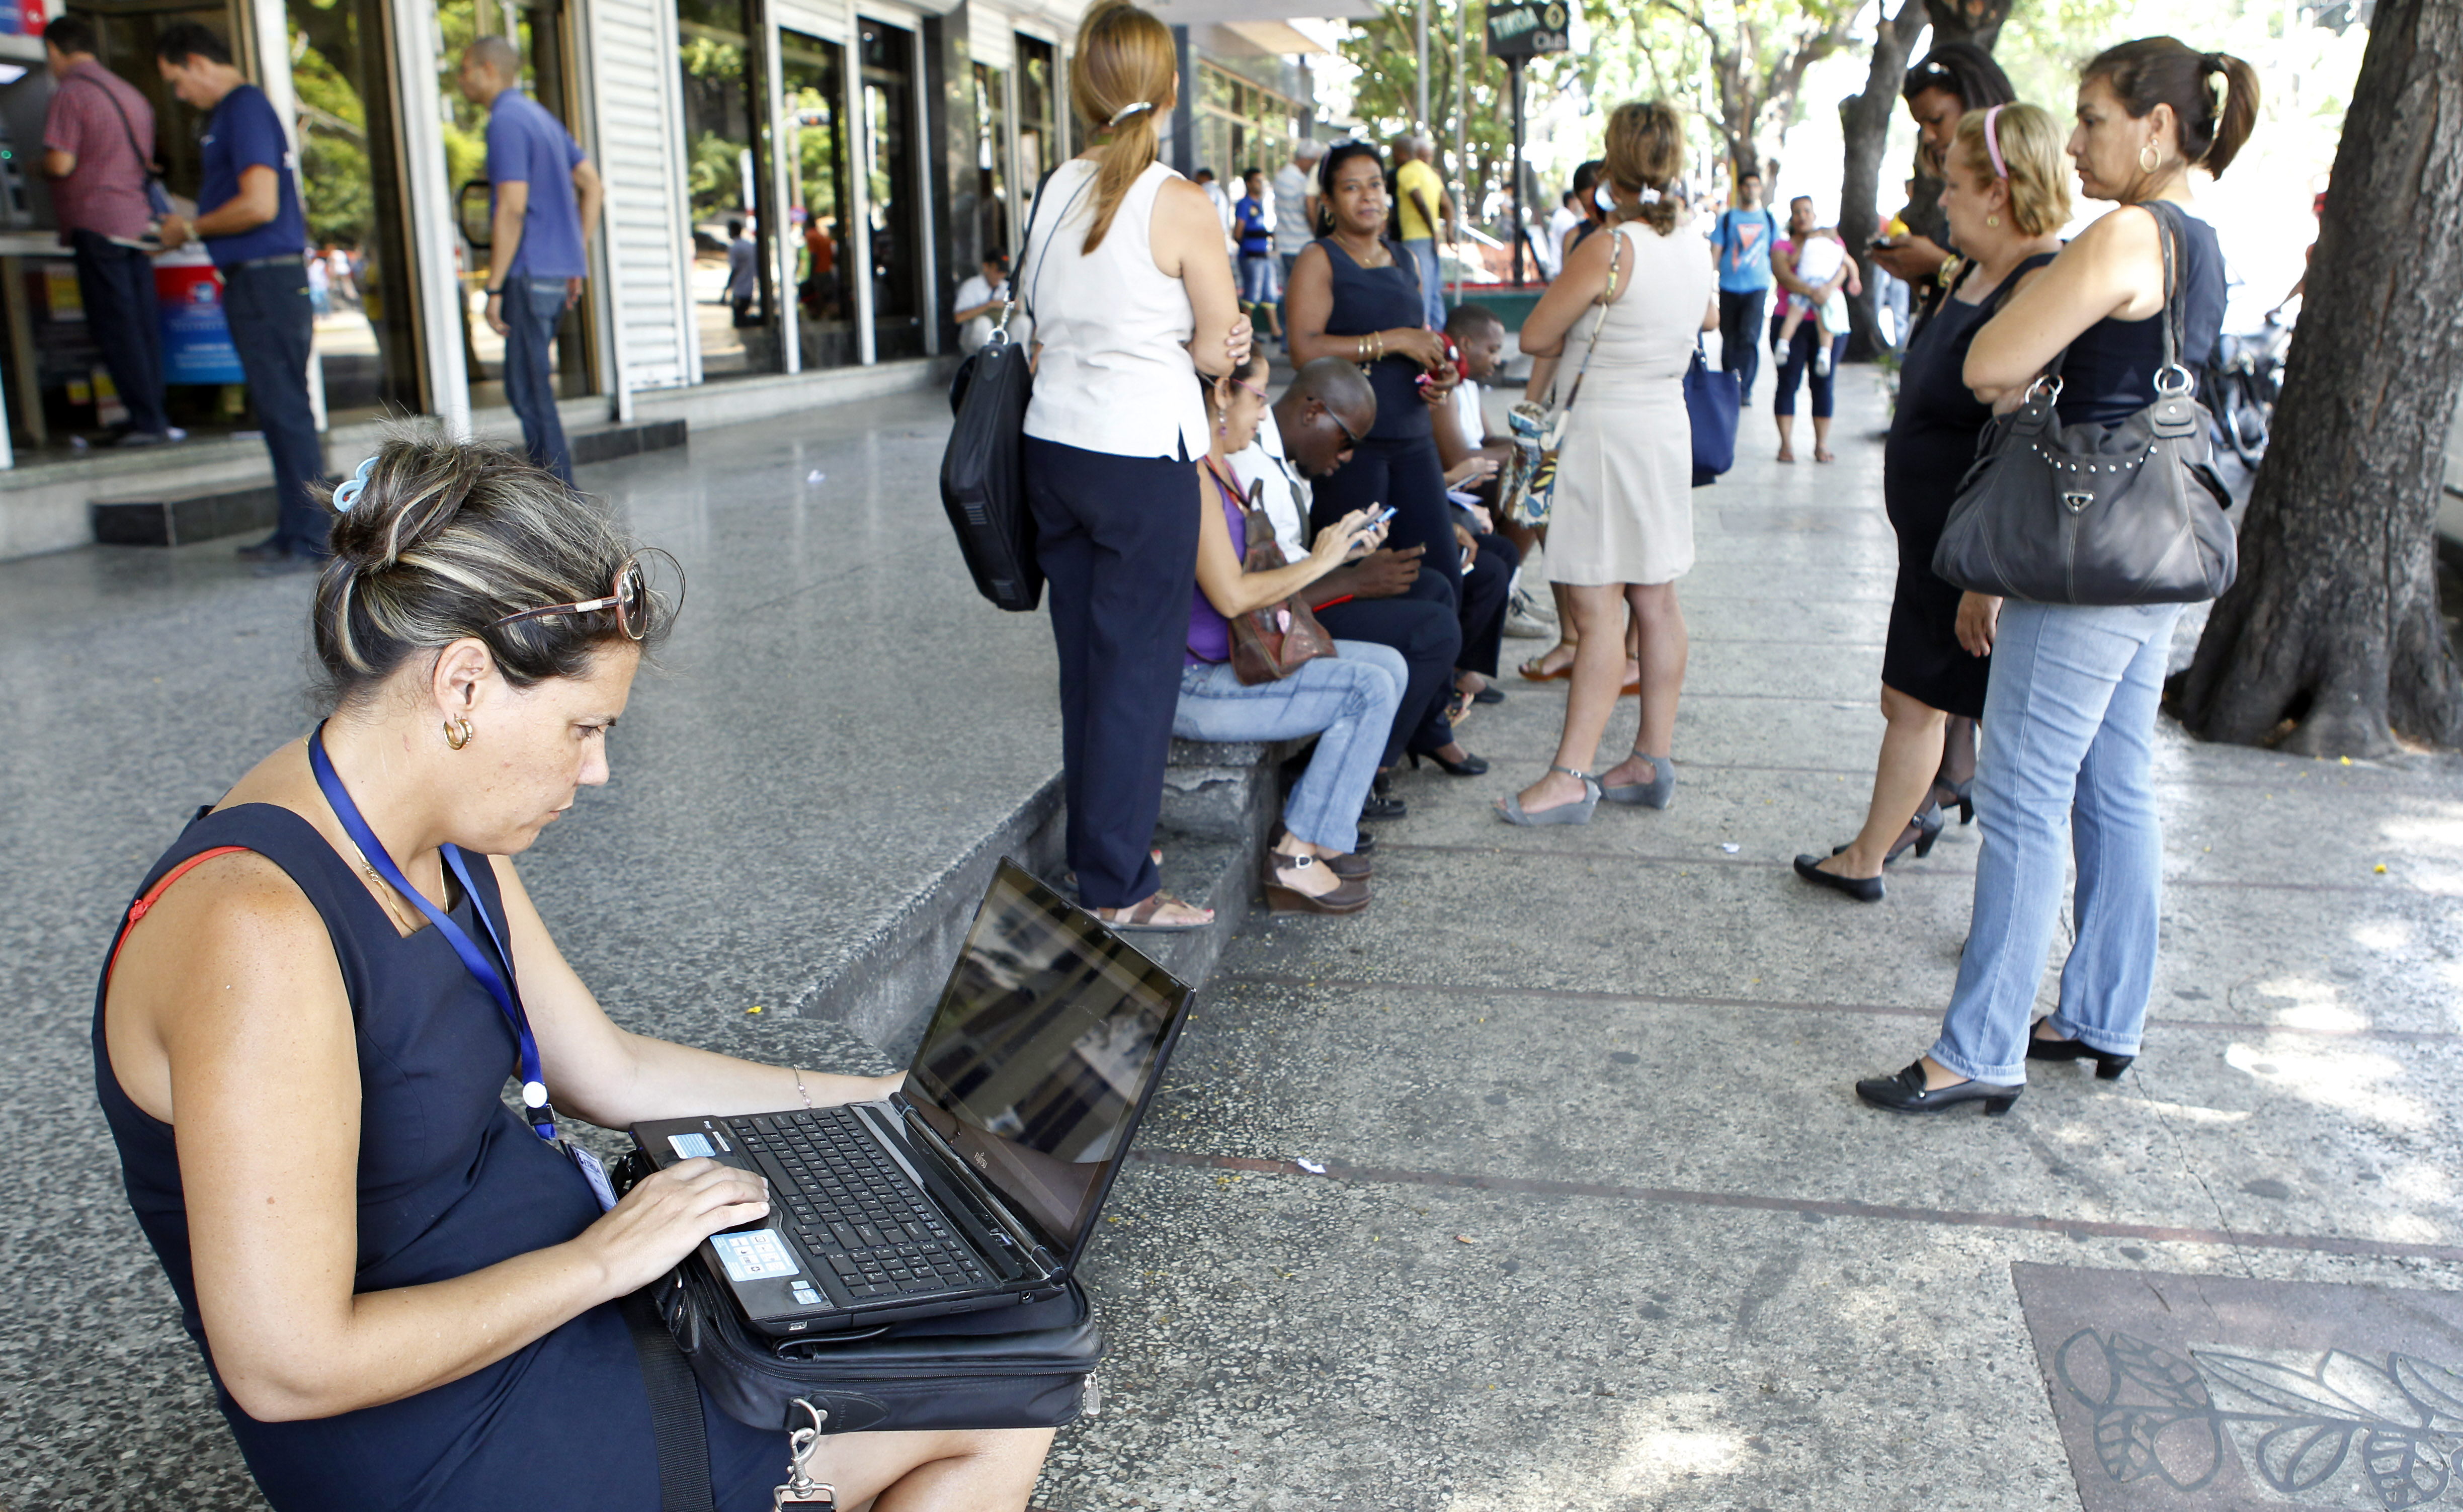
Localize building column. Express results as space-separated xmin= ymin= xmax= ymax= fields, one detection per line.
xmin=387 ymin=0 xmax=473 ymax=434
xmin=1169 ymin=25 xmax=1193 ymax=178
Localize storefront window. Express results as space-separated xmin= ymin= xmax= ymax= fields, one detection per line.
xmin=678 ymin=0 xmax=777 ymax=376
xmin=858 ymin=18 xmax=920 ymax=361
xmin=780 ymin=29 xmax=854 ymax=370
xmin=1014 ymin=35 xmax=1053 ymax=227
xmin=284 ymin=0 xmax=426 ymax=419
xmin=438 ymin=0 xmax=594 ymax=408
xmin=967 ymin=61 xmax=1008 ymax=266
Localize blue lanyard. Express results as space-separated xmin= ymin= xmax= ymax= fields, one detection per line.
xmin=307 ymin=725 xmax=557 ymax=1143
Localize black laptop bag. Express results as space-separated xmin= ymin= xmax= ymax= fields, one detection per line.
xmin=939 ymin=329 xmax=1043 ymax=612
xmin=654 ymin=1258 xmax=1103 ymax=1435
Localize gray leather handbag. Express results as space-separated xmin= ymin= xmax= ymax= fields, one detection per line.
xmin=1931 ymin=200 xmax=2237 ymax=606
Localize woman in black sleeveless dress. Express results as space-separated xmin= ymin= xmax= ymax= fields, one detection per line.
xmin=1284 ymin=138 xmax=1484 ymax=778
xmin=1856 ymin=39 xmax=2255 ymax=1114
xmin=1795 ymin=103 xmax=2068 ymax=903
xmin=94 ymin=436 xmax=1054 ymax=1509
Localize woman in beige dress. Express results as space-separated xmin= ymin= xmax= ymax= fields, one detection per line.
xmin=1501 ymin=100 xmax=1717 ymax=825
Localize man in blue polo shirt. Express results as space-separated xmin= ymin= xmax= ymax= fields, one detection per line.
xmin=460 ymin=36 xmax=601 ymax=486
xmin=154 ymin=21 xmax=323 ymax=569
xmin=1709 ymin=171 xmax=1779 ymax=403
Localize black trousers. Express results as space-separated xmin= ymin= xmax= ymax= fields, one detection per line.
xmin=1312 ymin=567 xmax=1462 ymax=766
xmin=1458 ymin=530 xmax=1519 ymax=680
xmin=1717 ymin=286 xmax=1768 ymax=402
xmin=1024 ymin=436 xmax=1201 ymax=909
xmin=221 ymin=260 xmax=327 ymax=556
xmin=71 ymin=230 xmax=168 ymax=436
xmin=1308 ymin=432 xmax=1459 ymax=582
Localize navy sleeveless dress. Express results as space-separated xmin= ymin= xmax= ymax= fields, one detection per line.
xmin=1880 ymin=251 xmax=2058 ymax=718
xmin=94 ymin=803 xmax=784 ymax=1511
xmin=1306 ymin=235 xmax=1459 ymax=580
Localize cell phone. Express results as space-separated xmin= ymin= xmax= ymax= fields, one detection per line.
xmin=1367 ymin=506 xmax=1397 ymax=527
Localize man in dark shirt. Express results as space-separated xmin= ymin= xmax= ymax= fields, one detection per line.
xmin=154 ymin=22 xmax=323 ymax=568
xmin=41 ymin=16 xmax=175 ymax=446
xmin=460 ymin=35 xmax=602 ymax=485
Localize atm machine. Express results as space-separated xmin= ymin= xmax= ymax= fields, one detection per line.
xmin=0 ymin=37 xmax=59 ymax=461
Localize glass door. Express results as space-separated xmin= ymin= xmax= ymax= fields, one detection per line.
xmin=858 ymin=18 xmax=919 ymax=361
xmin=967 ymin=60 xmax=1010 ymax=267
xmin=780 ymin=29 xmax=854 ymax=370
xmin=438 ymin=0 xmax=597 ymax=407
xmin=284 ymin=0 xmax=425 ymax=417
xmin=1015 ymin=33 xmax=1054 ymax=227
xmin=677 ymin=0 xmax=777 ymax=377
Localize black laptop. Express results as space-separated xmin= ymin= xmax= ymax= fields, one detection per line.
xmin=630 ymin=859 xmax=1193 ymax=1336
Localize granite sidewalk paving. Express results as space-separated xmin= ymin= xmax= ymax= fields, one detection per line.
xmin=4 ymin=372 xmax=2460 ymax=1509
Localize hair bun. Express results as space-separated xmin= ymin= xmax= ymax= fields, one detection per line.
xmin=322 ymin=432 xmax=494 ymax=574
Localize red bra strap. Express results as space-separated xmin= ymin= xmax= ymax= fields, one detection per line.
xmin=106 ymin=846 xmax=252 ymax=991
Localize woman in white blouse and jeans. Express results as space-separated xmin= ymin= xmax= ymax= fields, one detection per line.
xmin=1019 ymin=0 xmax=1250 ymax=931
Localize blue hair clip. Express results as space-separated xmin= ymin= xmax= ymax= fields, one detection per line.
xmin=332 ymin=455 xmax=378 ymax=513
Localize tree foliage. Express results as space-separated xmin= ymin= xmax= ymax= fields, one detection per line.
xmin=1337 ymin=0 xmax=1567 ymax=221
xmin=1635 ymin=0 xmax=1865 ymax=184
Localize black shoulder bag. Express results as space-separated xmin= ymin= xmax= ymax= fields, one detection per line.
xmin=1930 ymin=200 xmax=2236 ymax=606
xmin=938 ymin=169 xmax=1081 ymax=612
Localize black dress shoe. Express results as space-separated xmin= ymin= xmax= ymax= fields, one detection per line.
xmin=1855 ymin=1061 xmax=2021 ymax=1115
xmin=1409 ymin=748 xmax=1490 ymax=777
xmin=1351 ymin=827 xmax=1377 ymax=855
xmin=1794 ymin=853 xmax=1882 ymax=902
xmin=1362 ymin=793 xmax=1408 ymax=821
xmin=2025 ymin=1019 xmax=2134 ymax=1079
xmin=1470 ymin=685 xmax=1505 ymax=705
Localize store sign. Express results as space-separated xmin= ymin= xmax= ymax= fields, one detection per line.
xmin=1486 ymin=1 xmax=1571 ymax=58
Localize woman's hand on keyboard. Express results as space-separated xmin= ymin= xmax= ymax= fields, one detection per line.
xmin=581 ymin=1156 xmax=771 ymax=1297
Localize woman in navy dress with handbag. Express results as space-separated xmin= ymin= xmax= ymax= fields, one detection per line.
xmin=95 ymin=436 xmax=1054 ymax=1509
xmin=1794 ymin=104 xmax=2068 ymax=901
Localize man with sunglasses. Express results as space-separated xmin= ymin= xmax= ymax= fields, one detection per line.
xmin=1227 ymin=358 xmax=1463 ymax=824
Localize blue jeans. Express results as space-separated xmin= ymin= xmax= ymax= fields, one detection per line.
xmin=1239 ymin=254 xmax=1278 ymax=305
xmin=1404 ymin=237 xmax=1443 ymax=327
xmin=220 ymin=259 xmax=327 ymax=556
xmin=1929 ymin=601 xmax=2184 ymax=1085
xmin=1172 ymin=640 xmax=1406 ymax=854
xmin=503 ymin=276 xmax=573 ymax=486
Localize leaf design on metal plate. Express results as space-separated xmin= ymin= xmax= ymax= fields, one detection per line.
xmin=2392 ymin=1355 xmax=2463 ymax=1431
xmin=2361 ymin=1427 xmax=2451 ymax=1509
xmin=2198 ymin=1350 xmax=2382 ymax=1420
xmin=2109 ymin=1333 xmax=2212 ymax=1410
xmin=2090 ymin=1407 xmax=2224 ymax=1491
xmin=2253 ymin=1419 xmax=2358 ymax=1495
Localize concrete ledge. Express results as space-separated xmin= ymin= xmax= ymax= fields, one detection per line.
xmin=626 ymin=356 xmax=954 ymax=434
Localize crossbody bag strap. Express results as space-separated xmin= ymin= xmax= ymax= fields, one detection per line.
xmin=1555 ymin=224 xmax=1625 ymax=414
xmin=1019 ymin=164 xmax=1097 ymax=332
xmin=70 ymin=73 xmax=162 ymax=184
xmin=622 ymin=1287 xmax=715 ymax=1512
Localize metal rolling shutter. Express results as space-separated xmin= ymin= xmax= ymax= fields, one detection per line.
xmin=589 ymin=0 xmax=697 ymax=389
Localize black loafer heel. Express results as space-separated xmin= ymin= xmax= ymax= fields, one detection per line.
xmin=1855 ymin=1061 xmax=2022 ymax=1115
xmin=2025 ymin=1019 xmax=2134 ymax=1079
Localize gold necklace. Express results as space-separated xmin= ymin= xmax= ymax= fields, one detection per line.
xmin=1334 ymin=231 xmax=1390 ymax=268
xmin=309 ymin=735 xmax=425 ymax=937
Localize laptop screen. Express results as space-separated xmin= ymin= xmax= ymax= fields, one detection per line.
xmin=904 ymin=861 xmax=1191 ymax=1259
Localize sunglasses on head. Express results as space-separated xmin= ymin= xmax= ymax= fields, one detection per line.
xmin=491 ymin=550 xmax=682 ymax=642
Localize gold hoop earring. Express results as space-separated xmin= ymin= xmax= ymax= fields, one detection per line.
xmin=2139 ymin=141 xmax=2161 ymax=175
xmin=444 ymin=717 xmax=474 ymax=750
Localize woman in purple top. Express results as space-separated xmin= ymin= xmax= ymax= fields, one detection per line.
xmin=1178 ymin=353 xmax=1406 ymax=916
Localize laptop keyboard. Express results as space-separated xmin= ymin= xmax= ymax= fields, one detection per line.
xmin=734 ymin=1108 xmax=997 ymax=1300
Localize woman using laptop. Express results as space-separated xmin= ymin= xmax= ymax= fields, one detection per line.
xmin=92 ymin=435 xmax=1052 ymax=1509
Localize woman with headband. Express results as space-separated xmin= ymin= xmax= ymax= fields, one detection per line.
xmin=93 ymin=435 xmax=1055 ymax=1506
xmin=1796 ymin=102 xmax=2066 ymax=902
xmin=1855 ymin=38 xmax=2256 ymax=1116
xmin=1016 ymin=0 xmax=1251 ymax=932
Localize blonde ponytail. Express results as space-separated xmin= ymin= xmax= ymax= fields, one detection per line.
xmin=1071 ymin=3 xmax=1176 ymax=253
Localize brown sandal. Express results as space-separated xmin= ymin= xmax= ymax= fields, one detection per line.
xmin=1269 ymin=824 xmax=1371 ymax=880
xmin=1263 ymin=851 xmax=1370 ymax=914
xmin=1093 ymin=890 xmax=1213 ymax=933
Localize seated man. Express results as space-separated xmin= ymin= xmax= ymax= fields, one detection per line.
xmin=1227 ymin=357 xmax=1480 ymax=822
xmin=1425 ymin=303 xmax=1523 ymax=718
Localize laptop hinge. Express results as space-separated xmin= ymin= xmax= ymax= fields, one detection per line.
xmin=879 ymin=1099 xmax=1063 ymax=1280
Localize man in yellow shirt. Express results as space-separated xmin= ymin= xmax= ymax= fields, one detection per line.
xmin=1394 ymin=135 xmax=1451 ymax=327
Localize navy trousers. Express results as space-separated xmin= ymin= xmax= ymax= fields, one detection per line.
xmin=1458 ymin=530 xmax=1519 ymax=680
xmin=1312 ymin=567 xmax=1462 ymax=766
xmin=221 ymin=260 xmax=327 ymax=556
xmin=503 ymin=277 xmax=574 ymax=486
xmin=1717 ymin=286 xmax=1767 ymax=402
xmin=71 ymin=230 xmax=168 ymax=435
xmin=1024 ymin=436 xmax=1201 ymax=910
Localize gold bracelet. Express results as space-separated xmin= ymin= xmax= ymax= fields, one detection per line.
xmin=792 ymin=1067 xmax=814 ymax=1109
xmin=1356 ymin=334 xmax=1367 ymax=360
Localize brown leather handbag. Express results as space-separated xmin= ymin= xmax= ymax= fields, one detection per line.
xmin=1216 ymin=472 xmax=1336 ymax=686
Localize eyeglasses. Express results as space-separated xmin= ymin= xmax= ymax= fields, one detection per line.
xmin=491 ymin=550 xmax=682 ymax=641
xmin=1230 ymin=376 xmax=1270 ymax=402
xmin=1323 ymin=402 xmax=1363 ymax=448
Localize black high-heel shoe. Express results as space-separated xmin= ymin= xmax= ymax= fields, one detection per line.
xmin=1855 ymin=1061 xmax=2022 ymax=1115
xmin=1933 ymin=778 xmax=1975 ymax=826
xmin=2025 ymin=1019 xmax=2134 ymax=1079
xmin=1794 ymin=853 xmax=1882 ymax=902
xmin=1362 ymin=771 xmax=1408 ymax=822
xmin=1409 ymin=748 xmax=1490 ymax=777
xmin=1827 ymin=803 xmax=1946 ymax=869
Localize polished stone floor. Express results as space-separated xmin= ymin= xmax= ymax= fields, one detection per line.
xmin=7 ymin=374 xmax=2462 ymax=1509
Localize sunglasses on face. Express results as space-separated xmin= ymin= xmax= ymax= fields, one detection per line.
xmin=492 ymin=550 xmax=681 ymax=641
xmin=1324 ymin=402 xmax=1363 ymax=447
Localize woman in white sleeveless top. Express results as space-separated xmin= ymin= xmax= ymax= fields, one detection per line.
xmin=1499 ymin=101 xmax=1717 ymax=826
xmin=1017 ymin=1 xmax=1249 ymax=930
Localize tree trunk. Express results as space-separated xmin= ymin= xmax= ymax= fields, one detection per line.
xmin=1922 ymin=0 xmax=2011 ymax=52
xmin=1838 ymin=0 xmax=1929 ymax=362
xmin=2174 ymin=0 xmax=2463 ymax=755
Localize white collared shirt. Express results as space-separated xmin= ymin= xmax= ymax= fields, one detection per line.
xmin=1226 ymin=407 xmax=1308 ymax=561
